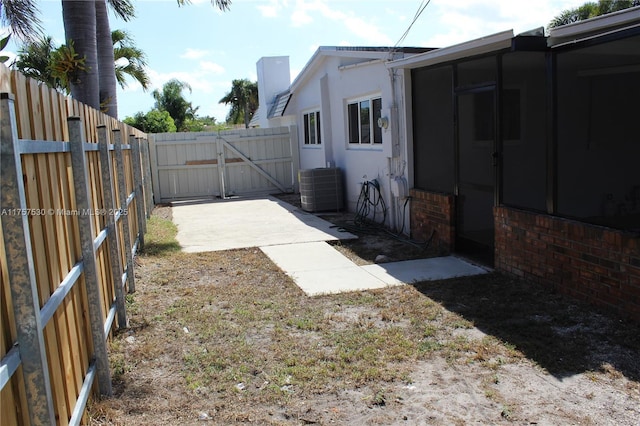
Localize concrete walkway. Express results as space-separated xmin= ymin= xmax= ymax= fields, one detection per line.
xmin=172 ymin=196 xmax=357 ymax=252
xmin=171 ymin=196 xmax=488 ymax=295
xmin=260 ymin=242 xmax=488 ymax=296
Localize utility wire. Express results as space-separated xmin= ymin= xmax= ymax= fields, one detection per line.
xmin=392 ymin=0 xmax=432 ymax=51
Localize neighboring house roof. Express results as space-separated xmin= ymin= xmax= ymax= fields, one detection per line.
xmin=248 ymin=109 xmax=260 ymax=127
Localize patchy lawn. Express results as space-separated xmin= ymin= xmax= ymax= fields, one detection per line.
xmin=89 ymin=206 xmax=640 ymax=425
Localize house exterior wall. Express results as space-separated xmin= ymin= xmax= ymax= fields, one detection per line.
xmin=293 ymin=56 xmax=402 ymax=219
xmin=495 ymin=206 xmax=640 ymax=320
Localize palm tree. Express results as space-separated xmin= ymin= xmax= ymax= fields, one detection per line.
xmin=61 ymin=0 xmax=136 ymax=117
xmin=15 ymin=36 xmax=87 ymax=92
xmin=0 ymin=0 xmax=42 ymax=40
xmin=6 ymin=0 xmax=229 ymax=117
xmin=549 ymin=0 xmax=640 ymax=28
xmin=62 ymin=0 xmax=100 ymax=110
xmin=14 ymin=30 xmax=148 ymax=94
xmin=219 ymin=79 xmax=258 ymax=128
xmin=153 ymin=79 xmax=198 ymax=131
xmin=96 ymin=0 xmax=119 ymax=116
xmin=112 ymin=30 xmax=149 ymax=91
xmin=14 ymin=35 xmax=58 ymax=86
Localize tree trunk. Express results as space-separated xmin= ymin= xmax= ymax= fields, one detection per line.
xmin=96 ymin=0 xmax=118 ymax=118
xmin=62 ymin=0 xmax=100 ymax=110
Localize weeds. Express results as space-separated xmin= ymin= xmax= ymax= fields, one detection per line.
xmin=140 ymin=216 xmax=180 ymax=256
xmin=90 ymin=206 xmax=640 ymax=425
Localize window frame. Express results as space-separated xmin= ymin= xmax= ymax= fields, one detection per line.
xmin=302 ymin=110 xmax=321 ymax=145
xmin=347 ymin=95 xmax=383 ymax=145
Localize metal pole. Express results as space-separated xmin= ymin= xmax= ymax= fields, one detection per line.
xmin=130 ymin=135 xmax=145 ymax=249
xmin=97 ymin=125 xmax=128 ymax=329
xmin=113 ymin=130 xmax=136 ymax=293
xmin=140 ymin=138 xmax=154 ymax=220
xmin=1 ymin=93 xmax=56 ymax=425
xmin=68 ymin=116 xmax=113 ymax=396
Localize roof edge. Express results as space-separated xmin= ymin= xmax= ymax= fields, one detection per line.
xmin=387 ymin=29 xmax=515 ymax=70
xmin=548 ymin=5 xmax=640 ymax=44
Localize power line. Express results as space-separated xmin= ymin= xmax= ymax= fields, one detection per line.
xmin=392 ymin=0 xmax=432 ymax=51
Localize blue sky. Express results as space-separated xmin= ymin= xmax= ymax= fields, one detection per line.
xmin=5 ymin=0 xmax=586 ymax=122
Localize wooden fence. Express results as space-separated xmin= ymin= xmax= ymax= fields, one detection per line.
xmin=0 ymin=64 xmax=153 ymax=425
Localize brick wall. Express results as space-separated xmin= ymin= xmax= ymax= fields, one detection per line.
xmin=410 ymin=189 xmax=455 ymax=254
xmin=495 ymin=206 xmax=640 ymax=320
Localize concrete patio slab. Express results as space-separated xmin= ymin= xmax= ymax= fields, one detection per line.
xmin=361 ymin=256 xmax=489 ymax=285
xmin=171 ymin=196 xmax=356 ymax=252
xmin=259 ymin=241 xmax=356 ymax=271
xmin=170 ymin=196 xmax=488 ymax=296
xmin=260 ymin=241 xmax=488 ymax=296
xmin=260 ymin=241 xmax=388 ymax=295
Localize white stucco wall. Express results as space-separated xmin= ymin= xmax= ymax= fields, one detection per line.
xmin=291 ymin=56 xmax=406 ymax=224
xmin=256 ymin=50 xmax=413 ymax=232
xmin=256 ymin=57 xmax=291 ymax=129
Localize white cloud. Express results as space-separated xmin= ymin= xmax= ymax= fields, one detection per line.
xmin=416 ymin=0 xmax=589 ymax=48
xmin=289 ymin=0 xmax=393 ymax=44
xmin=181 ymin=48 xmax=210 ymax=60
xmin=257 ymin=0 xmax=291 ymax=17
xmin=146 ymin=60 xmax=227 ymax=97
xmin=200 ymin=61 xmax=225 ymax=74
xmin=291 ymin=8 xmax=313 ymax=27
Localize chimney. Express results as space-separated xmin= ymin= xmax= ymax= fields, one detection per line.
xmin=256 ymin=56 xmax=290 ymax=128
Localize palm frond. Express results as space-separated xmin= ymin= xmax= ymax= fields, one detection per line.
xmin=0 ymin=0 xmax=43 ymax=40
xmin=176 ymin=0 xmax=231 ymax=11
xmin=107 ymin=0 xmax=136 ymax=22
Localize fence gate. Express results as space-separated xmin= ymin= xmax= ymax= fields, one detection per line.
xmin=150 ymin=126 xmax=299 ymax=203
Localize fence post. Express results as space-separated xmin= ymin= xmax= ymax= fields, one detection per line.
xmin=148 ymin=134 xmax=162 ymax=205
xmin=130 ymin=135 xmax=146 ymax=246
xmin=141 ymin=138 xmax=154 ymax=219
xmin=97 ymin=125 xmax=128 ymax=329
xmin=113 ymin=130 xmax=136 ymax=293
xmin=68 ymin=117 xmax=113 ymax=396
xmin=1 ymin=93 xmax=57 ymax=425
xmin=216 ymin=133 xmax=227 ymax=198
xmin=289 ymin=125 xmax=300 ymax=193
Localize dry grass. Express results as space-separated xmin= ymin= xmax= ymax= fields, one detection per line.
xmin=88 ymin=205 xmax=640 ymax=425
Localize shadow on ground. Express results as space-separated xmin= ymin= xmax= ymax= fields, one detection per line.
xmin=413 ymin=272 xmax=640 ymax=382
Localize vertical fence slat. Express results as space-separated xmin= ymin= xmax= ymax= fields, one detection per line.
xmin=130 ymin=136 xmax=145 ymax=249
xmin=68 ymin=117 xmax=113 ymax=397
xmin=97 ymin=126 xmax=128 ymax=329
xmin=1 ymin=93 xmax=57 ymax=424
xmin=113 ymin=130 xmax=136 ymax=293
xmin=149 ymin=135 xmax=161 ymax=204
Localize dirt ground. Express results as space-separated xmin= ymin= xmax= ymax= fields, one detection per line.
xmin=88 ymin=202 xmax=640 ymax=425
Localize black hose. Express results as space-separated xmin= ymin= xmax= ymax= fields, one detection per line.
xmin=342 ymin=181 xmax=434 ymax=250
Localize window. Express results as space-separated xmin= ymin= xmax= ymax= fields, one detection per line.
xmin=303 ymin=111 xmax=321 ymax=145
xmin=348 ymin=96 xmax=382 ymax=144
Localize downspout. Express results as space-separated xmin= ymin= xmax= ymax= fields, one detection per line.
xmin=388 ymin=66 xmax=405 ymax=233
